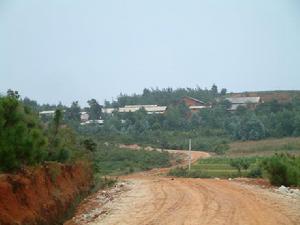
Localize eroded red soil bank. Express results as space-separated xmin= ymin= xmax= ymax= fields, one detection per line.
xmin=0 ymin=161 xmax=93 ymax=225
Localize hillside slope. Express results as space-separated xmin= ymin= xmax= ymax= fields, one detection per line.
xmin=0 ymin=162 xmax=92 ymax=225
xmin=229 ymin=90 xmax=300 ymax=103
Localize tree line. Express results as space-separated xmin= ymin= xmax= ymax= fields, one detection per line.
xmin=9 ymin=86 xmax=300 ymax=152
xmin=0 ymin=90 xmax=92 ymax=172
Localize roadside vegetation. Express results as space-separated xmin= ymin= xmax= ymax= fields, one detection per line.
xmin=0 ymin=90 xmax=89 ymax=172
xmin=169 ymin=133 xmax=300 ymax=187
xmin=261 ymin=154 xmax=300 ymax=186
xmin=169 ymin=156 xmax=262 ymax=179
xmin=169 ymin=153 xmax=300 ymax=187
xmin=75 ymin=86 xmax=300 ymax=157
xmin=0 ymin=90 xmax=171 ymax=182
xmin=23 ymin=86 xmax=300 ymax=155
xmin=0 ymin=93 xmax=82 ymax=172
xmin=2 ymin=87 xmax=300 ymax=187
xmin=93 ymin=144 xmax=171 ymax=176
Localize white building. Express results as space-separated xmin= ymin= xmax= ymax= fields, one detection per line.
xmin=103 ymin=108 xmax=115 ymax=114
xmin=80 ymin=119 xmax=104 ymax=125
xmin=104 ymin=105 xmax=167 ymax=114
xmin=80 ymin=112 xmax=89 ymax=122
xmin=39 ymin=110 xmax=56 ymax=116
xmin=226 ymin=97 xmax=262 ymax=111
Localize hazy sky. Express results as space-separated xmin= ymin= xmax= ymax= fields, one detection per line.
xmin=1 ymin=0 xmax=300 ymax=106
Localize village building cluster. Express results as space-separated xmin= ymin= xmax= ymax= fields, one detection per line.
xmin=38 ymin=96 xmax=262 ymax=125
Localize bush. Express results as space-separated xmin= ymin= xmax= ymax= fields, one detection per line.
xmin=247 ymin=167 xmax=262 ymax=178
xmin=47 ymin=122 xmax=79 ymax=163
xmin=260 ymin=154 xmax=300 ymax=186
xmin=0 ymin=94 xmax=47 ymax=171
xmin=230 ymin=158 xmax=251 ymax=174
xmin=82 ymin=138 xmax=97 ymax=152
xmin=213 ymin=143 xmax=229 ymax=155
xmin=0 ymin=93 xmax=85 ymax=172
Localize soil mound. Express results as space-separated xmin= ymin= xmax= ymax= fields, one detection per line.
xmin=0 ymin=161 xmax=92 ymax=225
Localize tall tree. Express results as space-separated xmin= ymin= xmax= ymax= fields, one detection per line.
xmin=87 ymin=99 xmax=102 ymax=120
xmin=211 ymin=84 xmax=218 ymax=96
xmin=65 ymin=101 xmax=81 ymax=122
xmin=220 ymin=88 xmax=227 ymax=96
xmin=0 ymin=94 xmax=47 ymax=171
xmin=23 ymin=97 xmax=39 ymax=112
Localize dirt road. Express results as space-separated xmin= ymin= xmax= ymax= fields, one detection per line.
xmin=67 ymin=150 xmax=300 ymax=225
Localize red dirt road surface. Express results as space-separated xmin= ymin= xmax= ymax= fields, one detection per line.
xmin=67 ymin=150 xmax=300 ymax=225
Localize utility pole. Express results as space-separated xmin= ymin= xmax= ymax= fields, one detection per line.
xmin=188 ymin=138 xmax=191 ymax=171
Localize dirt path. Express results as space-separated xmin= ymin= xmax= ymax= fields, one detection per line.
xmin=89 ymin=178 xmax=300 ymax=225
xmin=67 ymin=150 xmax=300 ymax=225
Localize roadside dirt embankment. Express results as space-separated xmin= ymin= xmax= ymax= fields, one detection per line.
xmin=0 ymin=161 xmax=93 ymax=225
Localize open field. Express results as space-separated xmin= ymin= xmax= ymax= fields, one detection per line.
xmin=227 ymin=137 xmax=300 ymax=157
xmin=93 ymin=147 xmax=172 ymax=176
xmin=174 ymin=137 xmax=300 ymax=179
xmin=190 ymin=157 xmax=255 ymax=178
xmin=169 ymin=156 xmax=262 ymax=178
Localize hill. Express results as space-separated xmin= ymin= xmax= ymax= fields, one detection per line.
xmin=229 ymin=90 xmax=300 ymax=103
xmin=105 ymin=87 xmax=300 ymax=107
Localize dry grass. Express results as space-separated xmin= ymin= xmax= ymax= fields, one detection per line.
xmin=227 ymin=137 xmax=300 ymax=157
xmin=229 ymin=90 xmax=300 ymax=103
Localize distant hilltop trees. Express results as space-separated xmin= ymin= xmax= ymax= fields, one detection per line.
xmin=3 ymin=86 xmax=300 ymax=154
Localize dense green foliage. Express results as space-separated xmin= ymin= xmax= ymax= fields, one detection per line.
xmin=106 ymin=86 xmax=221 ymax=107
xmin=0 ymin=91 xmax=86 ymax=172
xmin=65 ymin=101 xmax=81 ymax=124
xmin=0 ymin=89 xmax=172 ymax=180
xmin=92 ymin=87 xmax=300 ymax=152
xmin=229 ymin=158 xmax=251 ymax=174
xmin=2 ymin=88 xmax=300 ymax=187
xmin=87 ymin=99 xmax=102 ymax=120
xmin=46 ymin=110 xmax=80 ymax=163
xmin=260 ymin=154 xmax=300 ymax=186
xmin=19 ymin=87 xmax=300 ymax=154
xmin=0 ymin=91 xmax=47 ymax=171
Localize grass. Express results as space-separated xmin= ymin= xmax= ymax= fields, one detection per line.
xmin=169 ymin=156 xmax=263 ymax=178
xmin=192 ymin=157 xmax=259 ymax=178
xmin=227 ymin=137 xmax=300 ymax=157
xmin=93 ymin=146 xmax=171 ymax=176
xmin=170 ymin=137 xmax=300 ymax=179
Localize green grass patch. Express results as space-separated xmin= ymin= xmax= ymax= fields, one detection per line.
xmin=169 ymin=156 xmax=263 ymax=179
xmin=227 ymin=137 xmax=300 ymax=157
xmin=93 ymin=146 xmax=171 ymax=176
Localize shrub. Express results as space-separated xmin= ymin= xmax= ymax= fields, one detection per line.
xmin=0 ymin=94 xmax=47 ymax=171
xmin=82 ymin=138 xmax=97 ymax=152
xmin=247 ymin=167 xmax=262 ymax=178
xmin=230 ymin=158 xmax=251 ymax=174
xmin=213 ymin=143 xmax=229 ymax=155
xmin=260 ymin=154 xmax=300 ymax=186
